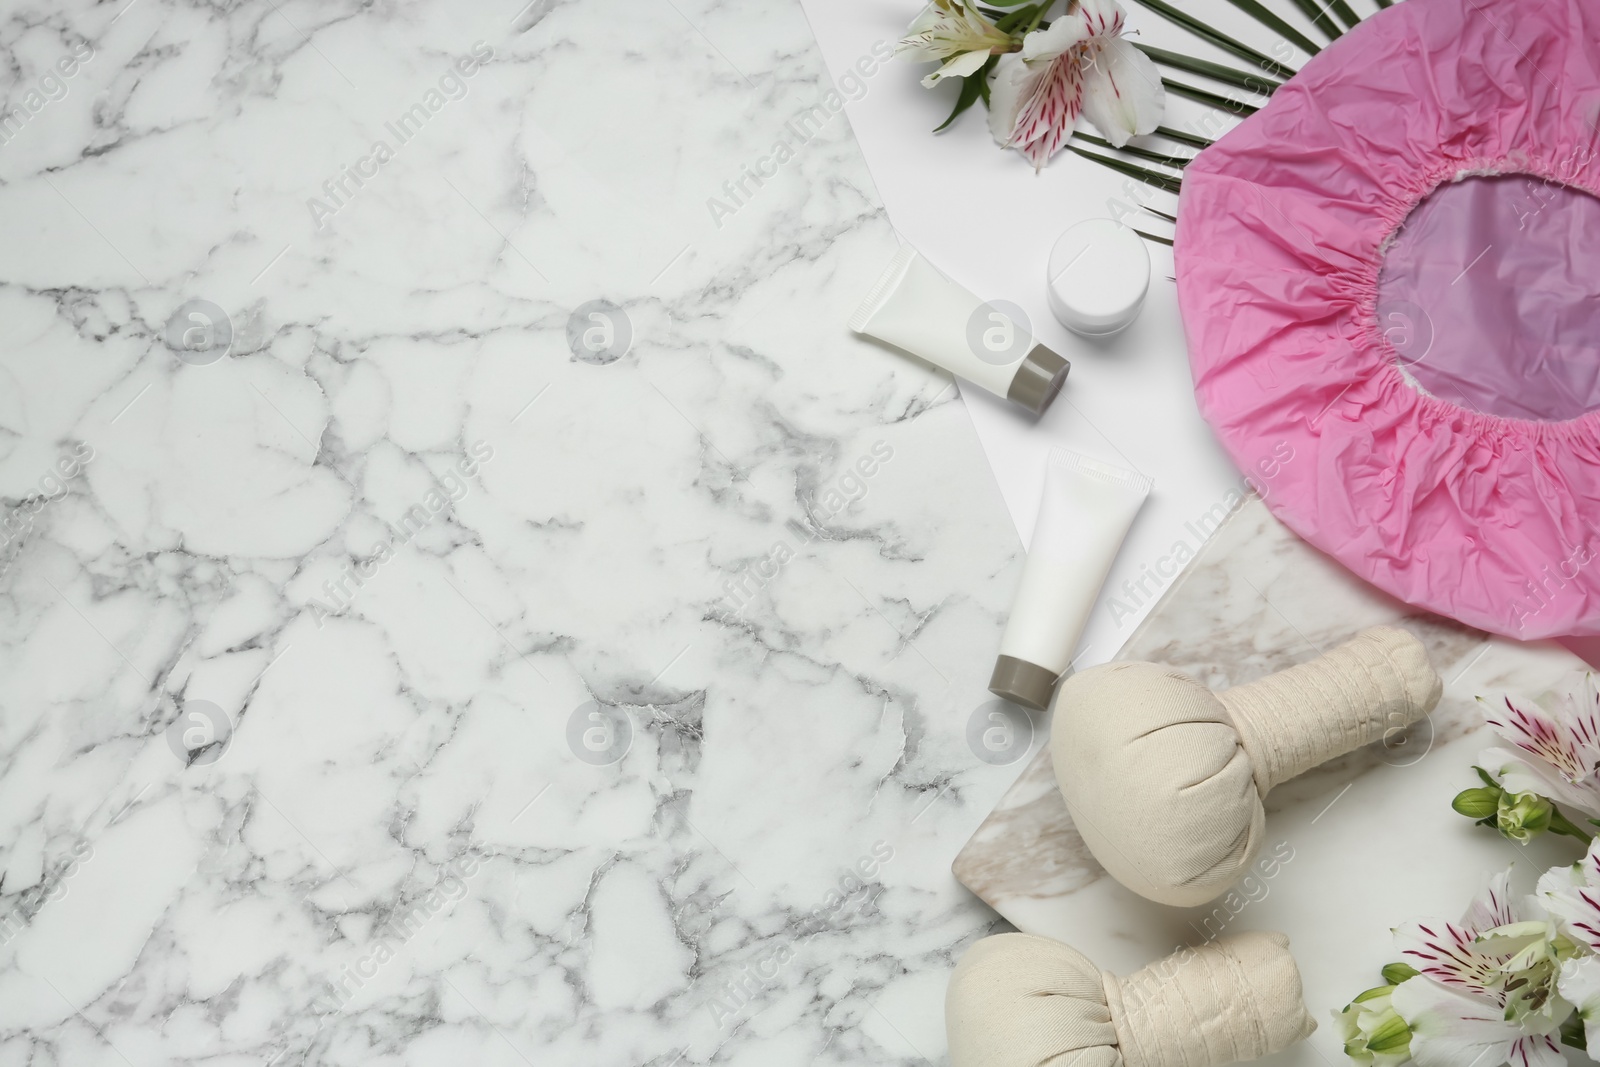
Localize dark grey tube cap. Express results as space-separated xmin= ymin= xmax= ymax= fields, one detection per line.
xmin=1006 ymin=344 xmax=1070 ymax=416
xmin=988 ymin=654 xmax=1060 ymax=712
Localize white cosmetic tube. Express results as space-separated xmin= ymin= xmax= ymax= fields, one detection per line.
xmin=849 ymin=246 xmax=1070 ymax=416
xmin=990 ymin=448 xmax=1152 ymax=711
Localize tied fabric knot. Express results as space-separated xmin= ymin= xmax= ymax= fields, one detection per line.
xmin=946 ymin=931 xmax=1316 ymax=1067
xmin=1053 ymin=627 xmax=1442 ymax=906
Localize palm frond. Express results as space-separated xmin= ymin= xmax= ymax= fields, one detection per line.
xmin=1142 ymin=206 xmax=1179 ymax=223
xmin=1124 ymin=0 xmax=1296 ymax=79
xmin=1154 ymin=126 xmax=1214 ymax=150
xmin=1327 ymin=0 xmax=1363 ymax=29
xmin=1065 ymin=144 xmax=1183 ymax=193
xmin=1285 ymin=0 xmax=1342 ymax=39
xmin=1216 ymin=0 xmax=1321 ymax=55
xmin=1161 ymin=77 xmax=1262 ymax=115
xmin=1072 ymin=130 xmax=1195 ymax=169
xmin=1133 ymin=228 xmax=1175 ymax=246
xmin=1135 ymin=43 xmax=1282 ymax=95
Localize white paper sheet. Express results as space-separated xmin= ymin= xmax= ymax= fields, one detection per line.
xmin=796 ymin=0 xmax=1277 ymax=667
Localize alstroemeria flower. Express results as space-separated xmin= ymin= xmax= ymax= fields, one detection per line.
xmin=1537 ymin=836 xmax=1600 ymax=954
xmin=1538 ymin=838 xmax=1600 ymax=1049
xmin=1391 ymin=979 xmax=1565 ymax=1067
xmin=1477 ymin=677 xmax=1600 ymax=817
xmin=897 ymin=0 xmax=1016 ymax=87
xmin=1556 ymin=955 xmax=1600 ymax=1053
xmin=1389 ymin=870 xmax=1570 ymax=1067
xmin=987 ymin=0 xmax=1164 ymax=166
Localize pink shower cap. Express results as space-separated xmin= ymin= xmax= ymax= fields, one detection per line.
xmin=1176 ymin=0 xmax=1600 ymax=640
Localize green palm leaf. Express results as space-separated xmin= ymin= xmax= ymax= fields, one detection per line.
xmin=1216 ymin=0 xmax=1321 ymax=54
xmin=1072 ymin=130 xmax=1195 ymax=169
xmin=1286 ymin=0 xmax=1342 ymax=39
xmin=1161 ymin=77 xmax=1262 ymax=115
xmin=1124 ymin=0 xmax=1296 ymax=79
xmin=1154 ymin=126 xmax=1214 ymax=149
xmin=1065 ymin=144 xmax=1183 ymax=193
xmin=1135 ymin=43 xmax=1282 ymax=94
xmin=1327 ymin=0 xmax=1363 ymax=29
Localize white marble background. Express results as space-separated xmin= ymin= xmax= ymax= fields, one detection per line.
xmin=0 ymin=1 xmax=1029 ymax=1063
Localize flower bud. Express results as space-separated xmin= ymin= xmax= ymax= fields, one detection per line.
xmin=1497 ymin=790 xmax=1553 ymax=843
xmin=1451 ymin=785 xmax=1501 ymax=820
xmin=1335 ymin=986 xmax=1412 ymax=1067
xmin=1379 ymin=962 xmax=1418 ymax=986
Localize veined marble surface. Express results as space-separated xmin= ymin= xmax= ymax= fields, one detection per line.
xmin=0 ymin=2 xmax=1028 ymax=1064
xmin=954 ymin=495 xmax=1593 ymax=1065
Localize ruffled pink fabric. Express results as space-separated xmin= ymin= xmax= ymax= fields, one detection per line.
xmin=1176 ymin=0 xmax=1600 ymax=640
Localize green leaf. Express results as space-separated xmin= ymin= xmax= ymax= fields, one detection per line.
xmin=934 ymin=56 xmax=999 ymax=132
xmin=1286 ymin=0 xmax=1342 ymax=40
xmin=1216 ymin=0 xmax=1320 ymax=55
xmin=1132 ymin=228 xmax=1174 ymax=247
xmin=992 ymin=3 xmax=1044 ymax=33
xmin=1135 ymin=43 xmax=1281 ymax=95
xmin=1142 ymin=206 xmax=1178 ymax=223
xmin=1124 ymin=0 xmax=1296 ymax=79
xmin=1154 ymin=125 xmax=1213 ymax=150
xmin=1562 ymin=1013 xmax=1588 ymax=1051
xmin=1372 ymin=0 xmax=1392 ymax=6
xmin=1327 ymin=0 xmax=1362 ymax=30
xmin=1476 ymin=766 xmax=1501 ymax=789
xmin=1161 ymin=77 xmax=1261 ymax=116
xmin=1071 ymin=130 xmax=1194 ymax=169
xmin=1065 ymin=144 xmax=1183 ymax=193
xmin=1381 ymin=962 xmax=1420 ymax=985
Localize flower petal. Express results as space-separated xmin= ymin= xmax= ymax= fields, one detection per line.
xmin=1393 ymin=870 xmax=1519 ymax=997
xmin=1390 ymin=976 xmax=1519 ymax=1067
xmin=1076 ymin=0 xmax=1130 ymax=41
xmin=1021 ymin=16 xmax=1092 ymax=61
xmin=1484 ymin=681 xmax=1600 ymax=788
xmin=1394 ymin=919 xmax=1505 ymax=996
xmin=1506 ymin=1034 xmax=1566 ymax=1067
xmin=1078 ymin=39 xmax=1165 ymax=148
xmin=1464 ymin=867 xmax=1519 ymax=932
xmin=921 ymin=48 xmax=991 ymax=87
xmin=987 ymin=53 xmax=1039 ymax=147
xmin=1007 ymin=53 xmax=1084 ymax=167
xmin=1556 ymin=954 xmax=1600 ymax=1052
xmin=1538 ymin=836 xmax=1600 ymax=952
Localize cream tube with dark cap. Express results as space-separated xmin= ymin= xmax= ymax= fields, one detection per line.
xmin=990 ymin=448 xmax=1151 ymax=711
xmin=849 ymin=246 xmax=1069 ymax=416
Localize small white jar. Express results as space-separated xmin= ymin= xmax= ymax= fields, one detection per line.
xmin=1046 ymin=219 xmax=1151 ymax=336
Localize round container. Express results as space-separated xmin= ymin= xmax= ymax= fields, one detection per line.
xmin=1046 ymin=219 xmax=1150 ymax=336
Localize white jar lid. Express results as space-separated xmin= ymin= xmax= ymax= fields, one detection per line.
xmin=1046 ymin=219 xmax=1150 ymax=336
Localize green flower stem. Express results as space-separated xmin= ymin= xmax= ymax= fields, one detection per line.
xmin=1549 ymin=808 xmax=1595 ymax=844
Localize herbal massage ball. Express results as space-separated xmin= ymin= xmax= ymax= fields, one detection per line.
xmin=1052 ymin=626 xmax=1442 ymax=907
xmin=946 ymin=930 xmax=1316 ymax=1067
